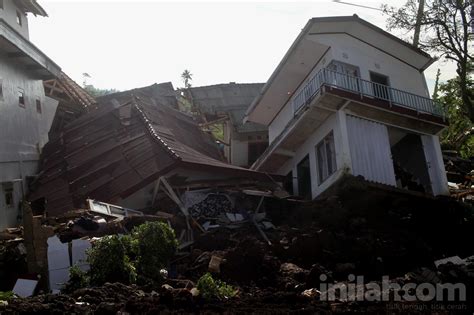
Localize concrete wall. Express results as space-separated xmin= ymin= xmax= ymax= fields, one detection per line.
xmin=277 ymin=110 xmax=352 ymax=199
xmin=311 ymin=34 xmax=429 ymax=97
xmin=0 ymin=53 xmax=58 ymax=229
xmin=0 ymin=0 xmax=29 ymax=39
xmin=231 ymin=138 xmax=248 ymax=167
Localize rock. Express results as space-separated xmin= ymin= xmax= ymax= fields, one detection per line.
xmin=280 ymin=263 xmax=309 ymax=283
xmin=190 ymin=288 xmax=200 ymax=297
xmin=301 ymin=288 xmax=320 ymax=299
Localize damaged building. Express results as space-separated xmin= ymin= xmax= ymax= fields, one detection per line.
xmin=245 ymin=15 xmax=450 ymax=199
xmin=186 ymin=83 xmax=268 ymax=167
xmin=0 ymin=0 xmax=61 ymax=229
xmin=29 ymin=83 xmax=278 ymax=217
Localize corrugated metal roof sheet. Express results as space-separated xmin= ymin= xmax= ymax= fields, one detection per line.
xmin=30 ymin=83 xmax=273 ymax=216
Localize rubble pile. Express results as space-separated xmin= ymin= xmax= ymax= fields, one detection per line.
xmin=1 ymin=177 xmax=474 ymax=313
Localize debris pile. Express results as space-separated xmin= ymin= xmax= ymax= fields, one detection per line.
xmin=1 ymin=176 xmax=473 ymax=313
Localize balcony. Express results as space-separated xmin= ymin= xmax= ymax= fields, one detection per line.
xmin=292 ymin=68 xmax=445 ymax=120
xmin=0 ymin=18 xmax=61 ymax=79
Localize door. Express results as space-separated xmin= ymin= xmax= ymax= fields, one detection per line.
xmin=346 ymin=116 xmax=397 ymax=186
xmin=370 ymin=72 xmax=391 ymax=101
xmin=327 ymin=61 xmax=360 ymax=93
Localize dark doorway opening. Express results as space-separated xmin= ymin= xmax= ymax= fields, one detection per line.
xmin=297 ymin=155 xmax=312 ymax=199
xmin=389 ymin=128 xmax=432 ymax=194
xmin=370 ymin=72 xmax=391 ymax=101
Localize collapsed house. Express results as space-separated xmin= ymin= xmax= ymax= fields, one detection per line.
xmin=245 ymin=15 xmax=450 ymax=199
xmin=186 ymin=83 xmax=268 ymax=167
xmin=28 ymin=83 xmax=279 ymax=218
xmin=0 ymin=0 xmax=62 ymax=230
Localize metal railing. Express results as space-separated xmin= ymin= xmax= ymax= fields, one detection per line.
xmin=292 ymin=68 xmax=445 ymax=118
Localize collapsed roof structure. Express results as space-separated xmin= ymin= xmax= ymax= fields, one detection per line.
xmin=29 ymin=83 xmax=278 ymax=217
xmin=185 ymin=83 xmax=269 ymax=167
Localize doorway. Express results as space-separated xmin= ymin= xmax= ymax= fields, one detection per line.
xmin=297 ymin=155 xmax=312 ymax=199
xmin=370 ymin=72 xmax=391 ymax=101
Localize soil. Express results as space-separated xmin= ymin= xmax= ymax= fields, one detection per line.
xmin=2 ymin=177 xmax=474 ymax=314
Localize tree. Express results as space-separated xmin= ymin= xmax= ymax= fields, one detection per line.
xmin=83 ymin=84 xmax=119 ymax=97
xmin=383 ymin=1 xmax=474 ymax=123
xmin=181 ymin=69 xmax=193 ymax=89
xmin=435 ymin=71 xmax=474 ymax=158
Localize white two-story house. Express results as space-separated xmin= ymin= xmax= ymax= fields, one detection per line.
xmin=244 ymin=15 xmax=449 ymax=199
xmin=0 ymin=0 xmax=61 ymax=229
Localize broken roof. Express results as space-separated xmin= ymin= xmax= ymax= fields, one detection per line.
xmin=188 ymin=83 xmax=267 ymax=133
xmin=44 ymin=72 xmax=97 ymax=112
xmin=30 ymin=83 xmax=275 ymax=216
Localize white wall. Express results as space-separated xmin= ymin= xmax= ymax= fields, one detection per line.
xmin=268 ymin=33 xmax=432 ymax=146
xmin=230 ymin=138 xmax=248 ymax=167
xmin=421 ymin=135 xmax=450 ymax=196
xmin=0 ymin=53 xmax=58 ymax=229
xmin=277 ymin=110 xmax=352 ymax=199
xmin=311 ymin=34 xmax=429 ymax=96
xmin=0 ymin=0 xmax=30 ymax=39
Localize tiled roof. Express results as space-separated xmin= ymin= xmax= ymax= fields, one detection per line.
xmin=30 ymin=83 xmax=271 ymax=216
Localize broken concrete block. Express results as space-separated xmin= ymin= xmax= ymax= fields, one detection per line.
xmin=208 ymin=255 xmax=223 ymax=273
xmin=12 ymin=278 xmax=38 ymax=297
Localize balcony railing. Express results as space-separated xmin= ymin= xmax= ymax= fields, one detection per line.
xmin=292 ymin=68 xmax=445 ymax=119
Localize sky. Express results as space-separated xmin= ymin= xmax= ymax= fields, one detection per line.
xmin=28 ymin=0 xmax=457 ymax=94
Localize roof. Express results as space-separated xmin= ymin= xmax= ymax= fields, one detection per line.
xmin=188 ymin=83 xmax=267 ymax=133
xmin=245 ymin=15 xmax=435 ymax=125
xmin=17 ymin=0 xmax=48 ymax=17
xmin=44 ymin=72 xmax=96 ymax=111
xmin=30 ymin=83 xmax=273 ymax=216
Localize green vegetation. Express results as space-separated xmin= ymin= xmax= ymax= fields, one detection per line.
xmin=131 ymin=222 xmax=178 ymax=282
xmin=64 ymin=221 xmax=178 ymax=289
xmin=437 ymin=75 xmax=474 ymax=158
xmin=64 ymin=265 xmax=89 ymax=293
xmin=196 ymin=273 xmax=237 ymax=300
xmin=0 ymin=291 xmax=14 ymax=301
xmin=87 ymin=235 xmax=136 ymax=286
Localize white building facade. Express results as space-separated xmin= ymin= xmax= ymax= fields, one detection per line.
xmin=0 ymin=0 xmax=60 ymax=229
xmin=245 ymin=16 xmax=449 ymax=199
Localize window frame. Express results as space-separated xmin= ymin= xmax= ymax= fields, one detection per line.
xmin=36 ymin=98 xmax=42 ymax=114
xmin=3 ymin=183 xmax=14 ymax=208
xmin=16 ymin=11 xmax=22 ymax=26
xmin=316 ymin=131 xmax=337 ymax=185
xmin=18 ymin=88 xmax=25 ymax=107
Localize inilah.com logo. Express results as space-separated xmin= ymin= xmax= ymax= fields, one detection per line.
xmin=318 ymin=274 xmax=466 ymax=302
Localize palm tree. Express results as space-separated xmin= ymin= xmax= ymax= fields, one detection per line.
xmin=181 ymin=69 xmax=193 ymax=89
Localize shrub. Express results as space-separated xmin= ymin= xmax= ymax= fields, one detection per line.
xmin=131 ymin=221 xmax=178 ymax=281
xmin=0 ymin=291 xmax=13 ymax=301
xmin=63 ymin=265 xmax=90 ymax=292
xmin=197 ymin=273 xmax=237 ymax=300
xmin=87 ymin=235 xmax=136 ymax=286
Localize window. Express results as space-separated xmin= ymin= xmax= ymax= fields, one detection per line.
xmin=36 ymin=99 xmax=42 ymax=113
xmin=316 ymin=132 xmax=337 ymax=184
xmin=297 ymin=155 xmax=312 ymax=199
xmin=16 ymin=11 xmax=22 ymax=26
xmin=3 ymin=183 xmax=14 ymax=208
xmin=18 ymin=88 xmax=25 ymax=107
